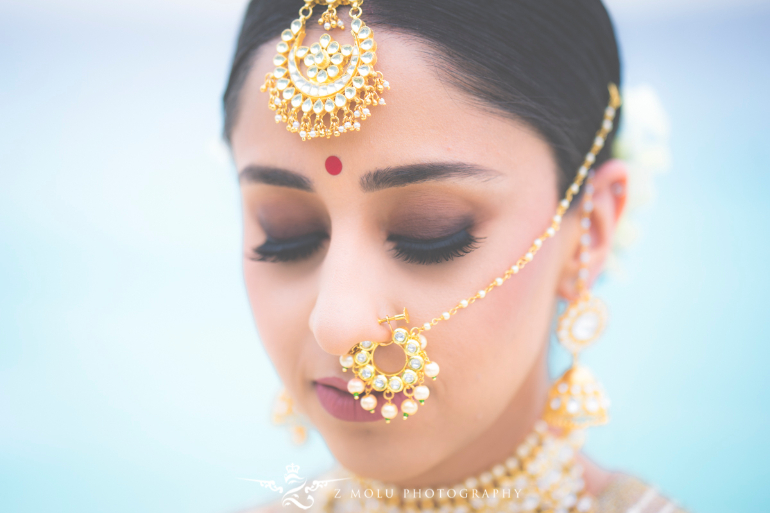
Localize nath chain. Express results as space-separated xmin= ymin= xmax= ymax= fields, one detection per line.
xmin=409 ymin=84 xmax=622 ymax=337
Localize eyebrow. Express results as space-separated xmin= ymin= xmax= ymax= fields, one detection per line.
xmin=239 ymin=165 xmax=314 ymax=192
xmin=359 ymin=162 xmax=500 ymax=192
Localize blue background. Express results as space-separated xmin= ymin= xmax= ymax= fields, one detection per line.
xmin=1 ymin=1 xmax=768 ymax=512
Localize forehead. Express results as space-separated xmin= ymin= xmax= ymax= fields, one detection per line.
xmin=230 ymin=28 xmax=556 ymax=188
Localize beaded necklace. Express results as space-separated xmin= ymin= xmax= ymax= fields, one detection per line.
xmin=314 ymin=421 xmax=595 ymax=513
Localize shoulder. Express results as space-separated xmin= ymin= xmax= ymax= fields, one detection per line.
xmin=596 ymin=472 xmax=690 ymax=513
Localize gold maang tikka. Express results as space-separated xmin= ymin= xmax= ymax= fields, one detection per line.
xmin=340 ymin=84 xmax=622 ymax=425
xmin=261 ymin=0 xmax=388 ymax=141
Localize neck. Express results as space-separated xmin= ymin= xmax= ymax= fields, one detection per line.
xmin=389 ymin=338 xmax=551 ymax=489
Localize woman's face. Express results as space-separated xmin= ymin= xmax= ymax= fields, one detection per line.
xmin=230 ymin=29 xmax=624 ymax=485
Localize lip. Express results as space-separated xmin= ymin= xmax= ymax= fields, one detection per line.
xmin=314 ymin=376 xmax=407 ymax=422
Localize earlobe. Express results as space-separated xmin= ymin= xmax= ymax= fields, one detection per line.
xmin=556 ymin=159 xmax=628 ymax=300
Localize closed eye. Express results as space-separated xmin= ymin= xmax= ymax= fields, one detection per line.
xmin=388 ymin=228 xmax=482 ymax=265
xmin=251 ymin=232 xmax=329 ymax=262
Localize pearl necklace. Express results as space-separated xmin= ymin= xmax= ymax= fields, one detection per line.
xmin=315 ymin=420 xmax=596 ymax=513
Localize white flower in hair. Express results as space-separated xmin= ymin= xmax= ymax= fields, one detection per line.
xmin=609 ymin=84 xmax=672 ymax=276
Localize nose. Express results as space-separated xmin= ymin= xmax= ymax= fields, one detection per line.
xmin=308 ymin=231 xmax=396 ymax=356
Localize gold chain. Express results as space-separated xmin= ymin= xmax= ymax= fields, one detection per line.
xmin=409 ymin=84 xmax=621 ymax=337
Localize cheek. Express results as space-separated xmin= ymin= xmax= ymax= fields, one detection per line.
xmin=243 ymin=260 xmax=317 ymax=387
xmin=433 ymin=243 xmax=561 ymax=423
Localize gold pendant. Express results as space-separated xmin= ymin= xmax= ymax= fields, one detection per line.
xmin=261 ymin=0 xmax=389 ymax=141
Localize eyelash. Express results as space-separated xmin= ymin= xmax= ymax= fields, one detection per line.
xmin=251 ymin=232 xmax=329 ymax=263
xmin=388 ymin=228 xmax=481 ymax=265
xmin=252 ymin=228 xmax=481 ymax=265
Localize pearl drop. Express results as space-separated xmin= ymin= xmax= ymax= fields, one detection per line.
xmin=299 ymin=131 xmax=306 ymax=138
xmin=360 ymin=394 xmax=377 ymax=411
xmin=381 ymin=403 xmax=398 ymax=420
xmin=309 ymin=130 xmax=317 ymax=138
xmin=401 ymin=399 xmax=418 ymax=416
xmin=274 ymin=114 xmax=282 ymax=122
xmin=353 ymin=122 xmax=361 ymax=129
xmin=584 ymin=201 xmax=594 ymax=212
xmin=378 ymin=98 xmax=385 ymax=105
xmin=292 ymin=121 xmax=300 ymax=129
xmin=324 ymin=22 xmax=331 ymax=30
xmin=363 ymin=108 xmax=370 ymax=115
xmin=511 ymin=265 xmax=520 ymax=274
xmin=418 ymin=334 xmax=428 ymax=349
xmin=414 ymin=385 xmax=430 ymax=401
xmin=347 ymin=378 xmax=365 ymax=394
xmin=339 ymin=354 xmax=354 ymax=368
xmin=424 ymin=361 xmax=440 ymax=378
xmin=383 ymin=80 xmax=390 ymax=88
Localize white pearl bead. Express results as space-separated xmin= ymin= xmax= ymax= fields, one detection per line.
xmin=478 ymin=290 xmax=486 ymax=298
xmin=354 ymin=110 xmax=361 ymax=118
xmin=460 ymin=299 xmax=469 ymax=308
xmin=347 ymin=378 xmax=365 ymax=394
xmin=324 ymin=22 xmax=331 ymax=30
xmin=546 ymin=227 xmax=555 ymax=237
xmin=602 ymin=119 xmax=613 ymax=131
xmin=442 ymin=311 xmax=450 ymax=320
xmin=274 ymin=114 xmax=282 ymax=122
xmin=570 ymin=183 xmax=579 ymax=194
xmin=339 ymin=354 xmax=354 ymax=368
xmin=381 ymin=403 xmax=398 ymax=420
xmin=584 ymin=201 xmax=594 ymax=212
xmin=424 ymin=361 xmax=440 ymax=378
xmin=383 ymin=80 xmax=390 ymax=88
xmin=299 ymin=130 xmax=307 ymax=138
xmin=418 ymin=334 xmax=428 ymax=349
xmin=292 ymin=121 xmax=300 ymax=129
xmin=495 ymin=277 xmax=503 ymax=286
xmin=414 ymin=385 xmax=430 ymax=400
xmin=401 ymin=399 xmax=418 ymax=416
xmin=344 ymin=122 xmax=352 ymax=128
xmin=594 ymin=136 xmax=605 ymax=148
xmin=309 ymin=130 xmax=317 ymax=138
xmin=553 ymin=214 xmax=562 ymax=224
xmin=560 ymin=199 xmax=569 ymax=209
xmin=533 ymin=238 xmax=542 ymax=248
xmin=585 ymin=153 xmax=596 ymax=164
xmin=578 ymin=166 xmax=588 ymax=177
xmin=363 ymin=108 xmax=370 ymax=115
xmin=511 ymin=265 xmax=520 ymax=274
xmin=353 ymin=122 xmax=361 ymax=129
xmin=360 ymin=394 xmax=377 ymax=411
xmin=605 ymin=106 xmax=616 ymax=117
xmin=525 ymin=252 xmax=533 ymax=261
xmin=423 ymin=322 xmax=431 ymax=330
xmin=378 ymin=98 xmax=385 ymax=105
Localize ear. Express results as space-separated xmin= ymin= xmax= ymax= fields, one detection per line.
xmin=556 ymin=159 xmax=628 ymax=301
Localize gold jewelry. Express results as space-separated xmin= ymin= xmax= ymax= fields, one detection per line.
xmin=341 ymin=84 xmax=621 ymax=422
xmin=543 ymin=175 xmax=610 ymax=430
xmin=272 ymin=389 xmax=309 ymax=445
xmin=261 ymin=0 xmax=388 ymax=141
xmin=313 ymin=420 xmax=596 ymax=513
xmin=341 ymin=309 xmax=438 ymax=423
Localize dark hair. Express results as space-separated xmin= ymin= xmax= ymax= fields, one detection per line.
xmin=223 ymin=0 xmax=621 ymax=194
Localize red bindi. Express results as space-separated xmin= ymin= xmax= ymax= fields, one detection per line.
xmin=325 ymin=156 xmax=343 ymax=175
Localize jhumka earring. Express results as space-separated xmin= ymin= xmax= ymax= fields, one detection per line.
xmin=261 ymin=0 xmax=388 ymax=141
xmin=340 ymin=308 xmax=439 ymax=423
xmin=543 ymin=175 xmax=611 ymax=430
xmin=272 ymin=389 xmax=309 ymax=445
